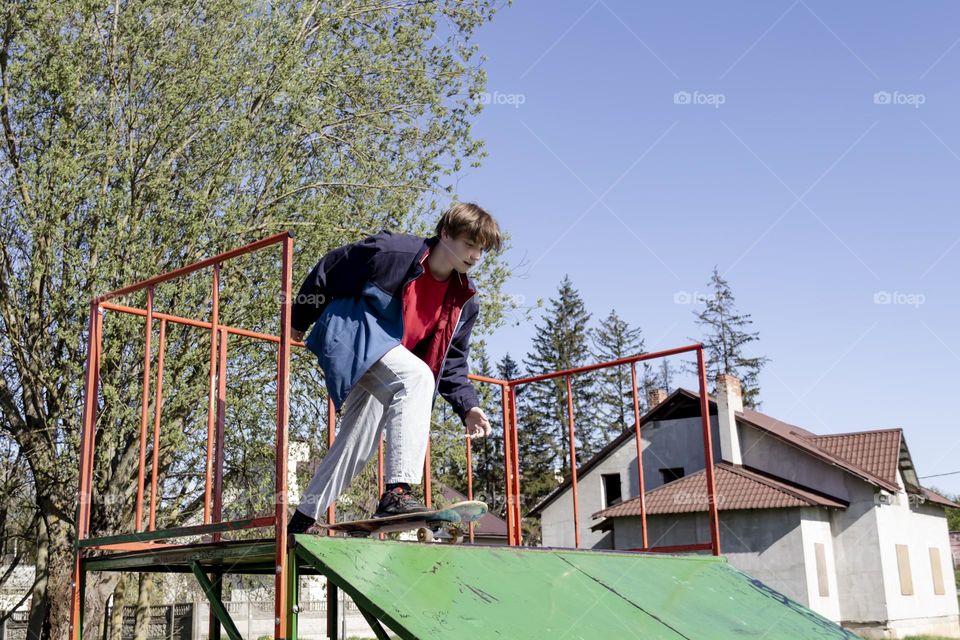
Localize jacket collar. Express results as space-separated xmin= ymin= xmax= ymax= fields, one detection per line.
xmin=419 ymin=236 xmax=476 ymax=298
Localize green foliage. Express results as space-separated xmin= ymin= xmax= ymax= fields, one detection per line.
xmin=513 ymin=276 xmax=597 ymax=544
xmin=0 ymin=1 xmax=508 ymax=637
xmin=591 ymin=309 xmax=654 ymax=441
xmin=522 ymin=275 xmax=597 ymax=471
xmin=940 ymin=491 xmax=960 ymax=532
xmin=692 ymin=267 xmax=769 ymax=408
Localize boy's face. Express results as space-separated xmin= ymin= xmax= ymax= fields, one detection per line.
xmin=439 ymin=231 xmax=484 ymax=274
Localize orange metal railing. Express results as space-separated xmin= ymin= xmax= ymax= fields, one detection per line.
xmin=70 ymin=232 xmax=721 ymax=640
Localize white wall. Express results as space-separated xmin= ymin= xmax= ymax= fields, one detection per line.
xmin=829 ymin=476 xmax=888 ymax=625
xmin=738 ymin=424 xmax=850 ymax=501
xmin=799 ymin=508 xmax=842 ymax=622
xmin=870 ymin=468 xmax=960 ymax=637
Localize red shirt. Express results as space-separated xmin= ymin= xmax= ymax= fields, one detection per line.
xmin=402 ymin=263 xmax=450 ymax=356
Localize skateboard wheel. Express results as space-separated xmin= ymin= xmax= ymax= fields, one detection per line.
xmin=417 ymin=527 xmax=434 ymax=543
xmin=443 ymin=528 xmax=460 ymax=545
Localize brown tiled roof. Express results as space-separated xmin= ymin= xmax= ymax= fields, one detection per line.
xmin=922 ymin=487 xmax=960 ymax=509
xmin=805 ymin=430 xmax=902 ymax=486
xmin=736 ymin=408 xmax=901 ymax=493
xmin=593 ymin=463 xmax=847 ymax=519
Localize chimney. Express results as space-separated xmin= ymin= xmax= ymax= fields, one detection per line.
xmin=716 ymin=374 xmax=743 ymax=465
xmin=647 ymin=388 xmax=668 ymax=408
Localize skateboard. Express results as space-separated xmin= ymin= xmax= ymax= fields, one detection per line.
xmin=316 ymin=500 xmax=487 ymax=544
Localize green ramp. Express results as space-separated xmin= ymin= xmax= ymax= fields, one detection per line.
xmin=294 ymin=536 xmax=860 ymax=639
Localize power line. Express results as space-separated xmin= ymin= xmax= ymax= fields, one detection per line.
xmin=919 ymin=470 xmax=960 ymax=479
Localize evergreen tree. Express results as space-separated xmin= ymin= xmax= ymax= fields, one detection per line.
xmin=693 ymin=268 xmax=770 ymax=408
xmin=657 ymin=360 xmax=675 ymax=394
xmin=591 ymin=310 xmax=652 ymax=439
xmin=522 ymin=276 xmax=597 ymax=483
xmin=471 ymin=352 xmax=521 ymax=519
xmin=502 ymin=352 xmax=551 ymax=500
xmin=497 ymin=352 xmax=521 ymax=382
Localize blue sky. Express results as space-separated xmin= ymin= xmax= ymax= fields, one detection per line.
xmin=451 ymin=1 xmax=960 ymax=495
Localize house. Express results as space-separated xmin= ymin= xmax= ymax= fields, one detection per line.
xmin=530 ymin=375 xmax=960 ymax=639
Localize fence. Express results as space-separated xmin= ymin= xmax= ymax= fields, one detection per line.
xmin=0 ymin=610 xmax=28 ymax=640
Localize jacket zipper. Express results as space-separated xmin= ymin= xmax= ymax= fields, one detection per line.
xmin=433 ymin=278 xmax=476 ymax=395
xmin=433 ymin=305 xmax=464 ymax=395
xmin=403 ymin=245 xmax=475 ymax=394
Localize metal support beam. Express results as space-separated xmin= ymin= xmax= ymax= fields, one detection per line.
xmin=78 ymin=516 xmax=275 ymax=548
xmin=209 ymin=570 xmax=222 ymax=640
xmin=189 ymin=562 xmax=242 ymax=640
xmin=356 ymin=607 xmax=392 ymax=640
xmin=286 ymin=547 xmax=299 ymax=640
xmin=326 ymin=582 xmax=338 ymax=640
xmin=78 ymin=562 xmax=86 ymax=640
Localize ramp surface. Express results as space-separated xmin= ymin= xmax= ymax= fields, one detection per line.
xmin=294 ymin=536 xmax=859 ymax=639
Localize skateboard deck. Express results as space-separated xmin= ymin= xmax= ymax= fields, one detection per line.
xmin=317 ymin=500 xmax=487 ymax=543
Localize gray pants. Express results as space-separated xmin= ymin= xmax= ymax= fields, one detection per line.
xmin=296 ymin=344 xmax=435 ymax=519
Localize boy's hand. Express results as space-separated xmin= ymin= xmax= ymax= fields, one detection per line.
xmin=291 ymin=328 xmax=305 ymax=342
xmin=464 ymin=407 xmax=491 ymax=439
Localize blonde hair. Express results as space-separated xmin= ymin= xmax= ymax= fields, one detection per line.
xmin=435 ymin=202 xmax=502 ymax=252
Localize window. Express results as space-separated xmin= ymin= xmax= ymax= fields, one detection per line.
xmin=602 ymin=473 xmax=622 ymax=507
xmin=896 ymin=544 xmax=913 ymax=596
xmin=930 ymin=547 xmax=945 ymax=595
xmin=814 ymin=543 xmax=829 ymax=597
xmin=660 ymin=467 xmax=685 ymax=484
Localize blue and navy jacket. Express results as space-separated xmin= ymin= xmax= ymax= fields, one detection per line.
xmin=291 ymin=230 xmax=480 ymax=424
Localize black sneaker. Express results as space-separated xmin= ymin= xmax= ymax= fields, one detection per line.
xmin=373 ymin=486 xmax=430 ymax=518
xmin=287 ymin=509 xmax=316 ymax=535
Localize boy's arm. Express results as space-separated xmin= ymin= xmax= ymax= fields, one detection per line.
xmin=290 ymin=234 xmax=381 ymax=333
xmin=437 ymin=302 xmax=481 ymax=424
